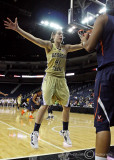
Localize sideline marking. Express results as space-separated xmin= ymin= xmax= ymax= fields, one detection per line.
xmin=0 ymin=120 xmax=67 ymax=152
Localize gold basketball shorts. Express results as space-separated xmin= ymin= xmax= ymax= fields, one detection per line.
xmin=41 ymin=75 xmax=70 ymax=106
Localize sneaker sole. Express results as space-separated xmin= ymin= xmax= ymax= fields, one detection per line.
xmin=30 ymin=142 xmax=38 ymax=149
xmin=63 ymin=142 xmax=72 ymax=147
xmin=30 ymin=135 xmax=38 ymax=149
xmin=59 ymin=131 xmax=63 ymax=136
xmin=59 ymin=131 xmax=72 ymax=146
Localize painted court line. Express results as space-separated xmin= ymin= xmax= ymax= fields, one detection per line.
xmin=52 ymin=125 xmax=93 ymax=133
xmin=0 ymin=146 xmax=96 ymax=160
xmin=0 ymin=120 xmax=67 ymax=152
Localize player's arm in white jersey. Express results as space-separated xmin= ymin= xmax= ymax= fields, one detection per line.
xmin=0 ymin=91 xmax=8 ymax=96
xmin=32 ymin=94 xmax=40 ymax=106
xmin=4 ymin=17 xmax=52 ymax=50
xmin=65 ymin=43 xmax=83 ymax=53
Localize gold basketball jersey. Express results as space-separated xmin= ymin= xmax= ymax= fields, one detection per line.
xmin=45 ymin=43 xmax=67 ymax=78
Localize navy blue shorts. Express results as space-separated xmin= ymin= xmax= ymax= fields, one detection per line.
xmin=27 ymin=101 xmax=37 ymax=111
xmin=94 ymin=65 xmax=114 ymax=133
xmin=48 ymin=105 xmax=53 ymax=113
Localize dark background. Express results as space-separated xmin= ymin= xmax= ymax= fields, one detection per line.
xmin=0 ymin=0 xmax=106 ymax=83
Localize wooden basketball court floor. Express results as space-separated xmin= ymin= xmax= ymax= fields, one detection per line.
xmin=0 ymin=106 xmax=114 ymax=160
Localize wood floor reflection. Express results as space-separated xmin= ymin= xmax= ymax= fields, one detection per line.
xmin=0 ymin=106 xmax=114 ymax=160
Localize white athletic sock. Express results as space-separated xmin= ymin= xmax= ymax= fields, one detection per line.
xmin=30 ymin=112 xmax=32 ymax=115
xmin=95 ymin=156 xmax=107 ymax=160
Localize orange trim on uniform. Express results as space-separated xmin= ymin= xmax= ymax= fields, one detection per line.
xmin=94 ymin=84 xmax=101 ymax=119
xmin=86 ymin=29 xmax=92 ymax=34
xmin=100 ymin=41 xmax=104 ymax=56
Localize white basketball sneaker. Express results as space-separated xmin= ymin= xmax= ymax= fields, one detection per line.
xmin=59 ymin=130 xmax=72 ymax=145
xmin=30 ymin=131 xmax=39 ymax=149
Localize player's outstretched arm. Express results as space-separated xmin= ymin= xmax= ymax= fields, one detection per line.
xmin=65 ymin=43 xmax=83 ymax=53
xmin=4 ymin=17 xmax=51 ymax=50
xmin=0 ymin=91 xmax=8 ymax=96
xmin=81 ymin=15 xmax=107 ymax=52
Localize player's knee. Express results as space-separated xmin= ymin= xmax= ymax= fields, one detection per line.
xmin=40 ymin=105 xmax=48 ymax=110
xmin=63 ymin=106 xmax=70 ymax=111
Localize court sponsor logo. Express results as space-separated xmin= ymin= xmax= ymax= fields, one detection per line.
xmin=84 ymin=149 xmax=95 ymax=159
xmin=58 ymin=149 xmax=95 ymax=160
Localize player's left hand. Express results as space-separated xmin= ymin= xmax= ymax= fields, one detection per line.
xmin=80 ymin=32 xmax=90 ymax=47
xmin=81 ymin=32 xmax=89 ymax=42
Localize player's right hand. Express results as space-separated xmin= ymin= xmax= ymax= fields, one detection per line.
xmin=36 ymin=102 xmax=40 ymax=106
xmin=4 ymin=17 xmax=19 ymax=31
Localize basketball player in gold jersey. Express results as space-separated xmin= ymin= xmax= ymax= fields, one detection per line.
xmin=17 ymin=94 xmax=22 ymax=110
xmin=4 ymin=17 xmax=83 ymax=148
